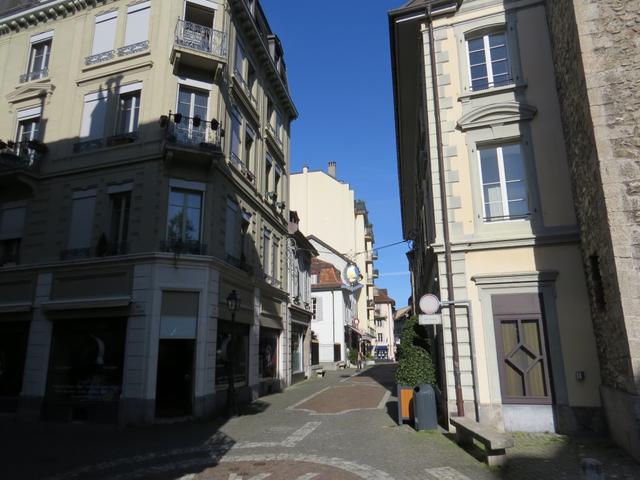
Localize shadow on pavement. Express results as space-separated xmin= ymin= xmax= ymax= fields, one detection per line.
xmin=351 ymin=363 xmax=397 ymax=394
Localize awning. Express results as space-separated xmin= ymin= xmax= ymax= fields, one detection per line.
xmin=374 ymin=345 xmax=388 ymax=351
xmin=41 ymin=296 xmax=131 ymax=311
xmin=259 ymin=315 xmax=282 ymax=330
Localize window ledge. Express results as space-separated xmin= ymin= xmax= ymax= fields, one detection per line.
xmin=458 ymin=81 xmax=527 ymax=102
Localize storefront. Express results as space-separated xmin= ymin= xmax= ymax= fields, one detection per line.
xmin=43 ymin=317 xmax=127 ymax=422
xmin=215 ymin=321 xmax=249 ymax=394
xmin=291 ymin=323 xmax=305 ymax=382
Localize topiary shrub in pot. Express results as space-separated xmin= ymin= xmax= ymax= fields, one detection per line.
xmin=395 ymin=316 xmax=436 ymax=424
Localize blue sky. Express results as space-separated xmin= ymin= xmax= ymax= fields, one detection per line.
xmin=261 ymin=0 xmax=411 ymax=307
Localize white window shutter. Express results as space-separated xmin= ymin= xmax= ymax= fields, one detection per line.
xmin=68 ymin=195 xmax=96 ymax=249
xmin=81 ymin=92 xmax=108 ymax=140
xmin=92 ymin=12 xmax=118 ymax=55
xmin=314 ymin=297 xmax=322 ymax=322
xmin=0 ymin=206 xmax=26 ymax=240
xmin=124 ymin=2 xmax=150 ymax=46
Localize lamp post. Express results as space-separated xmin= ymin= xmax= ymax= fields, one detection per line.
xmin=226 ymin=290 xmax=240 ymax=417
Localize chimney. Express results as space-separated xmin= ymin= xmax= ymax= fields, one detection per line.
xmin=328 ymin=161 xmax=336 ymax=179
xmin=302 ymin=165 xmax=309 ymax=174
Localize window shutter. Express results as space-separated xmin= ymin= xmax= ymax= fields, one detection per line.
xmin=92 ymin=11 xmax=118 ymax=55
xmin=81 ymin=92 xmax=108 ymax=140
xmin=0 ymin=205 xmax=26 ymax=240
xmin=160 ymin=291 xmax=199 ymax=339
xmin=124 ymin=1 xmax=150 ymax=46
xmin=314 ymin=296 xmax=322 ymax=321
xmin=225 ymin=200 xmax=240 ymax=258
xmin=68 ymin=193 xmax=96 ymax=249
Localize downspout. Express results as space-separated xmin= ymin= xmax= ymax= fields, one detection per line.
xmin=426 ymin=4 xmax=465 ymax=418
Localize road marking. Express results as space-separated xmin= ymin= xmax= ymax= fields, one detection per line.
xmin=426 ymin=467 xmax=472 ymax=480
xmin=233 ymin=421 xmax=322 ymax=449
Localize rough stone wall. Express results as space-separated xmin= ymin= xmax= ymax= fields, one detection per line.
xmin=545 ymin=0 xmax=640 ymax=395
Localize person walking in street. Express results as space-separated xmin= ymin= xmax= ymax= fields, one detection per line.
xmin=357 ymin=349 xmax=364 ymax=371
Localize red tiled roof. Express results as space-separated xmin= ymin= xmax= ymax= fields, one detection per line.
xmin=311 ymin=258 xmax=343 ymax=288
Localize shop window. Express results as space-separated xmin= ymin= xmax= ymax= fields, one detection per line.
xmin=259 ymin=327 xmax=279 ymax=379
xmin=44 ymin=317 xmax=127 ymax=422
xmin=216 ymin=321 xmax=249 ymax=388
xmin=291 ymin=327 xmax=304 ymax=374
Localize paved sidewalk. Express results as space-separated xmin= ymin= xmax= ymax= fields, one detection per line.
xmin=0 ymin=365 xmax=638 ymax=479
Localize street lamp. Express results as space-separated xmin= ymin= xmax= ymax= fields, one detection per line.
xmin=226 ymin=290 xmax=240 ymax=417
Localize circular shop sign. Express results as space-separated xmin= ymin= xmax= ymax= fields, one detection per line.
xmin=419 ymin=293 xmax=441 ymax=315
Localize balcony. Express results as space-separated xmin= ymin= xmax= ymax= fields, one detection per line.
xmin=19 ymin=68 xmax=48 ymax=84
xmin=160 ymin=239 xmax=208 ymax=255
xmin=354 ymin=199 xmax=367 ymax=214
xmin=0 ymin=141 xmax=44 ymax=173
xmin=164 ymin=116 xmax=222 ymax=166
xmin=85 ymin=41 xmax=150 ymax=67
xmin=373 ymin=269 xmax=379 ymax=279
xmin=171 ymin=20 xmax=227 ymax=71
xmin=264 ymin=273 xmax=282 ymax=289
xmin=265 ymin=123 xmax=284 ymax=155
xmin=229 ymin=152 xmax=256 ymax=186
xmin=366 ymin=249 xmax=379 ymax=262
xmin=365 ymin=224 xmax=374 ymax=239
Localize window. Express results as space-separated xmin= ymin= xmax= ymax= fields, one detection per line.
xmin=377 ymin=333 xmax=383 ymax=342
xmin=68 ymin=190 xmax=96 ymax=250
xmin=244 ymin=126 xmax=255 ymax=170
xmin=272 ymin=237 xmax=280 ymax=282
xmin=225 ymin=199 xmax=241 ymax=261
xmin=25 ymin=31 xmax=53 ymax=82
xmin=91 ymin=11 xmax=118 ymax=56
xmin=16 ymin=106 xmax=41 ymax=163
xmin=467 ymin=31 xmax=511 ymax=91
xmin=124 ymin=1 xmax=150 ymax=47
xmin=274 ymin=165 xmax=282 ymax=201
xmin=259 ymin=327 xmax=279 ymax=379
xmin=311 ymin=298 xmax=317 ymax=318
xmin=291 ymin=327 xmax=304 ymax=373
xmin=109 ymin=191 xmax=130 ymax=251
xmin=479 ymin=144 xmax=528 ymax=222
xmin=234 ymin=41 xmax=246 ymax=80
xmin=80 ymin=90 xmax=108 ymax=141
xmin=265 ymin=153 xmax=273 ymax=194
xmin=216 ymin=322 xmax=249 ymax=388
xmin=167 ymin=188 xmax=202 ymax=244
xmin=262 ymin=228 xmax=271 ymax=275
xmin=0 ymin=202 xmax=26 ymax=266
xmin=176 ymin=85 xmax=208 ymax=142
xmin=116 ymin=90 xmax=140 ymax=135
xmin=230 ymin=110 xmax=242 ymax=165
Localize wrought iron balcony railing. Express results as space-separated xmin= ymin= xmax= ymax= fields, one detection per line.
xmin=166 ymin=117 xmax=222 ymax=152
xmin=160 ymin=239 xmax=208 ymax=255
xmin=175 ymin=19 xmax=227 ymax=58
xmin=85 ymin=41 xmax=150 ymax=66
xmin=117 ymin=41 xmax=149 ymax=57
xmin=0 ymin=140 xmax=45 ymax=172
xmin=85 ymin=50 xmax=116 ymax=66
xmin=19 ymin=68 xmax=48 ymax=83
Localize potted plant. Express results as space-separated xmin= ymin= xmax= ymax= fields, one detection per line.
xmin=347 ymin=348 xmax=358 ymax=368
xmin=395 ymin=315 xmax=436 ymax=424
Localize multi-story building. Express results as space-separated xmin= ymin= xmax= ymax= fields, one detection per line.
xmin=0 ymin=0 xmax=296 ymax=424
xmin=389 ymin=0 xmax=601 ymax=434
xmin=290 ymin=163 xmax=377 ymax=346
xmin=545 ymin=0 xmax=640 ymax=460
xmin=286 ymin=211 xmax=317 ymax=383
xmin=372 ymin=288 xmax=395 ymax=360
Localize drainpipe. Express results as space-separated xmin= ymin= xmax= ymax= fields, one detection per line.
xmin=426 ymin=4 xmax=465 ymax=418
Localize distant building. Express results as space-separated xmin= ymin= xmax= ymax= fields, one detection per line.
xmin=389 ymin=0 xmax=601 ymax=434
xmin=373 ymin=288 xmax=395 ymax=360
xmin=393 ymin=306 xmax=412 ymax=349
xmin=290 ymin=163 xmax=377 ymax=348
xmin=310 ymin=258 xmax=357 ymax=366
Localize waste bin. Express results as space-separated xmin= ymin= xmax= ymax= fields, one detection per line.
xmin=413 ymin=384 xmax=437 ymax=431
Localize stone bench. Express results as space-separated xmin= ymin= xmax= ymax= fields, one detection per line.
xmin=450 ymin=417 xmax=514 ymax=467
xmin=337 ymin=362 xmax=346 ymax=370
xmin=312 ymin=367 xmax=325 ymax=378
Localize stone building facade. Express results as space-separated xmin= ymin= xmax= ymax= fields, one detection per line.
xmin=545 ymin=0 xmax=640 ymax=460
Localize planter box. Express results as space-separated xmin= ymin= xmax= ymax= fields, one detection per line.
xmin=397 ymin=384 xmax=415 ymax=424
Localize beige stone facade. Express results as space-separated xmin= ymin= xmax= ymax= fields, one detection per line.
xmin=390 ymin=0 xmax=602 ymax=434
xmin=290 ymin=164 xmax=378 ymax=346
xmin=0 ymin=0 xmax=296 ymax=423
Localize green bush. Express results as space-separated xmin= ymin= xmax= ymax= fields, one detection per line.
xmin=347 ymin=348 xmax=358 ymax=364
xmin=395 ymin=316 xmax=436 ymax=387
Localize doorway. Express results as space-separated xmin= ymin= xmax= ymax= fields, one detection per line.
xmin=155 ymin=339 xmax=194 ymax=418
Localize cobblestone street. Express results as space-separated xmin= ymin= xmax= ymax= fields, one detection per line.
xmin=1 ymin=365 xmax=638 ymax=479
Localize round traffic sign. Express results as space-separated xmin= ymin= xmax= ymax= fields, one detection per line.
xmin=419 ymin=293 xmax=441 ymax=314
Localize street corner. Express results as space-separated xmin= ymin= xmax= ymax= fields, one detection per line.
xmin=188 ymin=454 xmax=394 ymax=480
xmin=289 ymin=384 xmax=390 ymax=415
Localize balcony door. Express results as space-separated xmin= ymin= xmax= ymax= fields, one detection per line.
xmin=176 ymin=85 xmax=208 ymax=143
xmin=180 ymin=1 xmax=216 ymax=53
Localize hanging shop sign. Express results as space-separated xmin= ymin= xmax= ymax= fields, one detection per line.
xmin=342 ymin=262 xmax=363 ymax=292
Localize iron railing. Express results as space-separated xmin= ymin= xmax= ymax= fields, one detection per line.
xmin=166 ymin=117 xmax=222 ymax=152
xmin=85 ymin=50 xmax=116 ymax=66
xmin=0 ymin=141 xmax=44 ymax=172
xmin=19 ymin=68 xmax=48 ymax=83
xmin=233 ymin=70 xmax=257 ymax=105
xmin=60 ymin=247 xmax=92 ymax=260
xmin=117 ymin=41 xmax=149 ymax=57
xmin=160 ymin=239 xmax=208 ymax=255
xmin=85 ymin=41 xmax=150 ymax=66
xmin=228 ymin=152 xmax=256 ymax=184
xmin=470 ymin=76 xmax=514 ymax=92
xmin=175 ymin=19 xmax=227 ymax=58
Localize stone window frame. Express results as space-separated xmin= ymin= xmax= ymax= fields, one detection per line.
xmin=455 ymin=12 xmax=525 ymax=98
xmin=465 ymin=123 xmax=544 ymax=240
xmin=472 ymin=271 xmax=569 ymax=409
